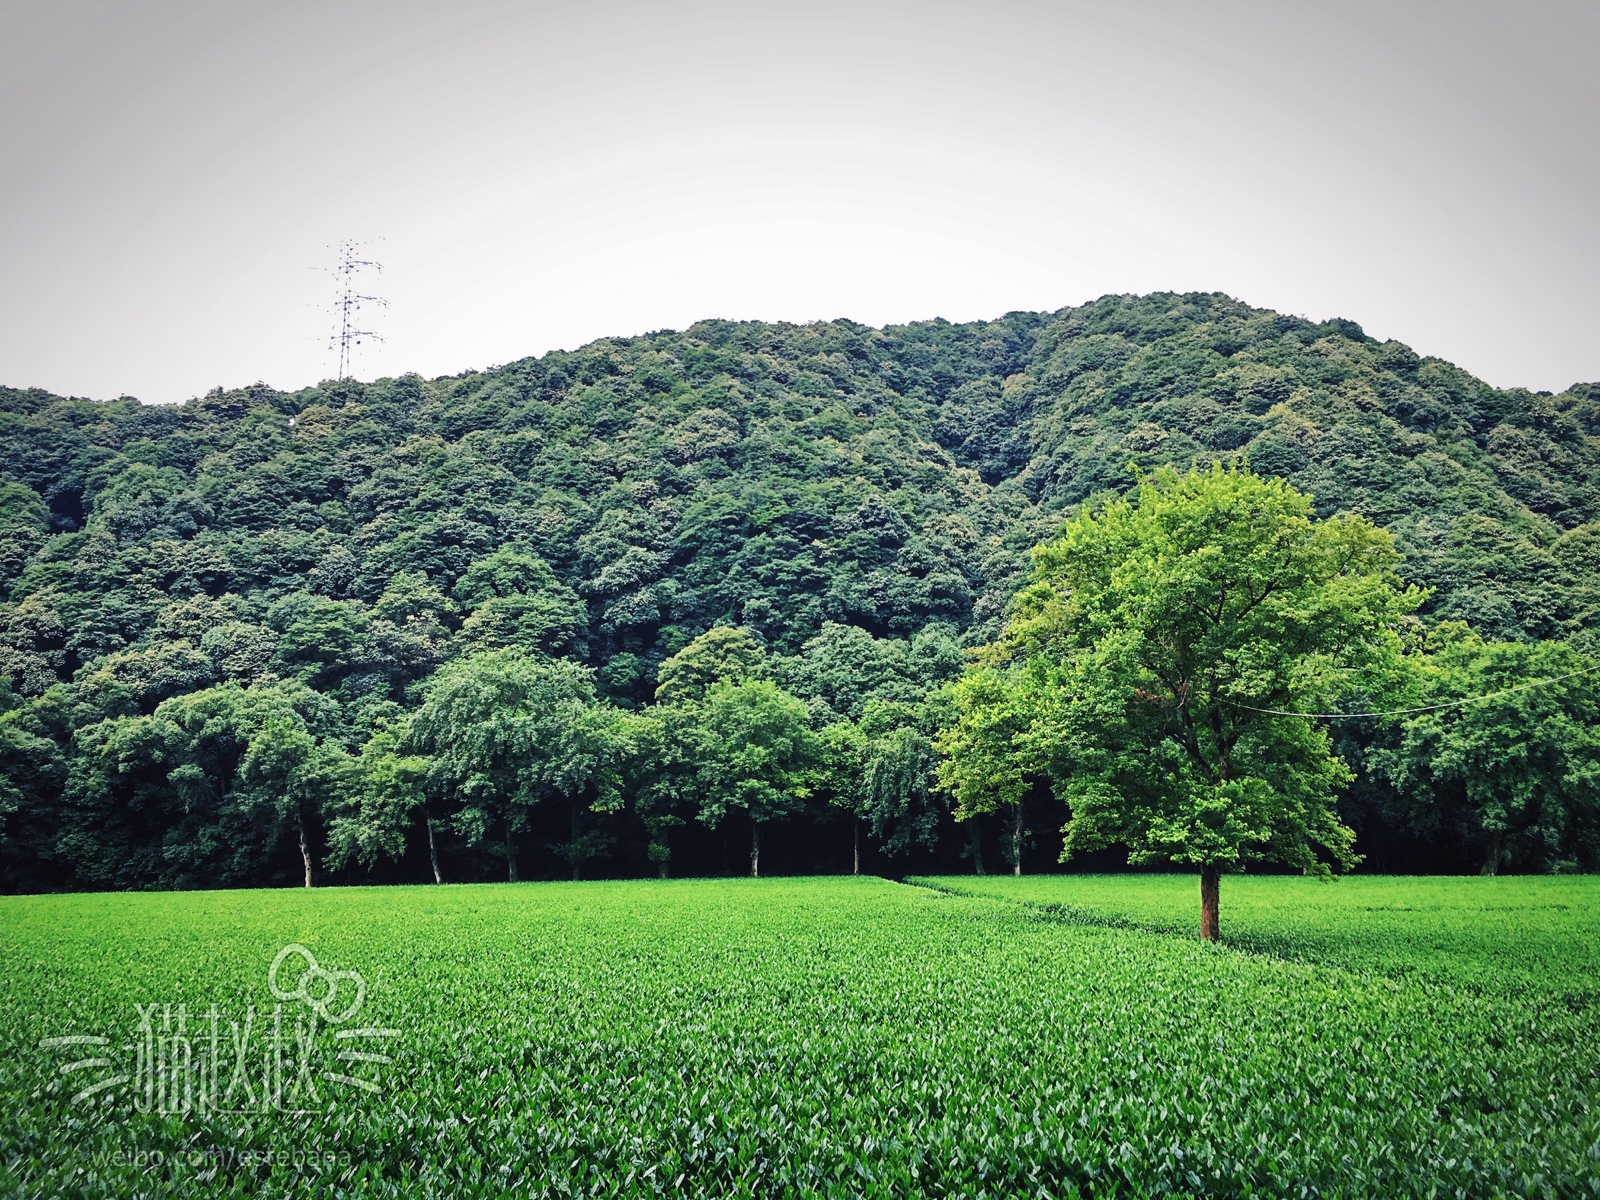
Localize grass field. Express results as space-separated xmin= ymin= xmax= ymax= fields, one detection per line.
xmin=3 ymin=876 xmax=1598 ymax=1198
xmin=912 ymin=873 xmax=1600 ymax=993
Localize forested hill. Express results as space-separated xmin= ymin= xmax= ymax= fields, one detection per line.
xmin=1 ymin=291 xmax=1597 ymax=889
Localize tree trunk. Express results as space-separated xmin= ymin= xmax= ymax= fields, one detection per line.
xmin=852 ymin=819 xmax=860 ymax=876
xmin=505 ymin=816 xmax=518 ymax=883
xmin=1482 ymin=832 xmax=1503 ymax=876
xmin=750 ymin=819 xmax=761 ymax=878
xmin=571 ymin=800 xmax=581 ymax=882
xmin=1200 ymin=865 xmax=1221 ymax=942
xmin=658 ymin=858 xmax=669 ymax=880
xmin=970 ymin=820 xmax=985 ymax=876
xmin=297 ymin=815 xmax=314 ymax=888
xmin=426 ymin=815 xmax=442 ymax=884
xmin=1012 ymin=801 xmax=1024 ymax=876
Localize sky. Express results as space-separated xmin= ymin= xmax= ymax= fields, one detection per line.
xmin=2 ymin=0 xmax=1596 ymax=402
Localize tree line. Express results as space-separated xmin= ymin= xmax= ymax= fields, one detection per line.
xmin=940 ymin=462 xmax=1598 ymax=936
xmin=0 ymin=294 xmax=1596 ymax=891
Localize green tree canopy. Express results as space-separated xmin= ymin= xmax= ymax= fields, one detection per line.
xmin=61 ymin=681 xmax=346 ymax=889
xmin=685 ymin=678 xmax=817 ymax=876
xmin=326 ymin=726 xmax=436 ymax=878
xmin=1370 ymin=626 xmax=1600 ymax=874
xmin=406 ymin=651 xmax=621 ymax=881
xmin=614 ymin=707 xmax=692 ymax=877
xmin=654 ymin=626 xmax=767 ymax=705
xmin=452 ymin=547 xmax=586 ymax=657
xmin=935 ymin=668 xmax=1039 ymax=875
xmin=4 ymin=293 xmax=1597 ymax=889
xmin=239 ymin=711 xmax=354 ymax=887
xmin=947 ymin=463 xmax=1423 ymax=938
xmin=858 ymin=698 xmax=946 ymax=860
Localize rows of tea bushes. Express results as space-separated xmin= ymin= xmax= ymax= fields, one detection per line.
xmin=4 ymin=876 xmax=1598 ymax=1197
xmin=915 ymin=873 xmax=1600 ymax=994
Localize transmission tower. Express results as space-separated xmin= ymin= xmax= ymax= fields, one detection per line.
xmin=327 ymin=239 xmax=386 ymax=380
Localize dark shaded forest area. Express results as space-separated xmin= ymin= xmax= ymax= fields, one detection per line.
xmin=1 ymin=292 xmax=1596 ymax=891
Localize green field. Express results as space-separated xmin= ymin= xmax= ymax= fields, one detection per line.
xmin=3 ymin=877 xmax=1598 ymax=1198
xmin=913 ymin=874 xmax=1600 ymax=993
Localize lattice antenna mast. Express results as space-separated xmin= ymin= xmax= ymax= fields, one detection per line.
xmin=328 ymin=239 xmax=387 ymax=380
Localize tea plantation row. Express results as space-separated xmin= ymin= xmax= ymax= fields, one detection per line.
xmin=3 ymin=876 xmax=1597 ymax=1198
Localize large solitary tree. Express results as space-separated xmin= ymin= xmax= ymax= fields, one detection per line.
xmin=951 ymin=463 xmax=1421 ymax=939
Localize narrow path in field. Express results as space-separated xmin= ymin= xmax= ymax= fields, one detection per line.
xmin=899 ymin=875 xmax=1177 ymax=935
xmin=898 ymin=874 xmax=1318 ymax=971
xmin=898 ymin=873 xmax=1600 ymax=1008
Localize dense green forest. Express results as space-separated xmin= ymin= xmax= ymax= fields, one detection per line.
xmin=1 ymin=292 xmax=1596 ymax=891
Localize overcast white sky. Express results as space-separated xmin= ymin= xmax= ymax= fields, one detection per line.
xmin=2 ymin=0 xmax=1596 ymax=401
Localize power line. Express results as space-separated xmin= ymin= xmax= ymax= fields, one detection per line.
xmin=1224 ymin=662 xmax=1600 ymax=720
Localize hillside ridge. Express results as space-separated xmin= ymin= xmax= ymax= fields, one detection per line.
xmin=1 ymin=291 xmax=1596 ymax=888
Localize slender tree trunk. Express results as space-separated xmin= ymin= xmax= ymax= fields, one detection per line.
xmin=1200 ymin=865 xmax=1221 ymax=942
xmin=298 ymin=816 xmax=314 ymax=888
xmin=750 ymin=819 xmax=761 ymax=878
xmin=505 ymin=816 xmax=518 ymax=883
xmin=852 ymin=818 xmax=860 ymax=876
xmin=426 ymin=814 xmax=442 ymax=884
xmin=970 ymin=819 xmax=985 ymax=876
xmin=658 ymin=857 xmax=669 ymax=880
xmin=1482 ymin=832 xmax=1503 ymax=876
xmin=571 ymin=800 xmax=581 ymax=882
xmin=1012 ymin=801 xmax=1024 ymax=876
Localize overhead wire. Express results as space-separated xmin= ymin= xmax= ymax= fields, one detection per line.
xmin=1222 ymin=662 xmax=1600 ymax=720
